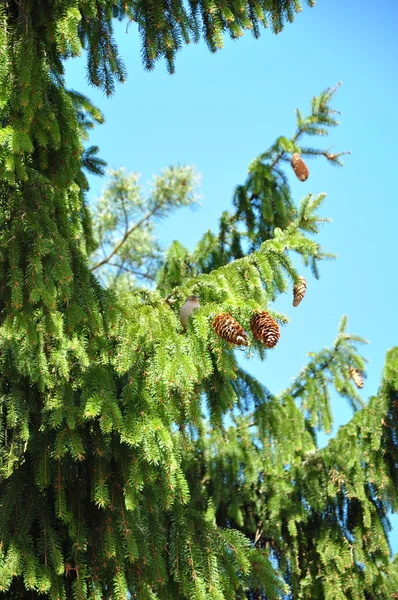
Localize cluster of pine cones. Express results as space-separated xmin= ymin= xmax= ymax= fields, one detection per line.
xmin=212 ymin=275 xmax=308 ymax=348
xmin=211 ymin=277 xmax=365 ymax=389
xmin=212 ymin=310 xmax=281 ymax=348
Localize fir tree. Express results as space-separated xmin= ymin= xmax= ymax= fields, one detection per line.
xmin=0 ymin=1 xmax=397 ymax=598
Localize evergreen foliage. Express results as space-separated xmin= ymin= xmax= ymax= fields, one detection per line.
xmin=2 ymin=0 xmax=315 ymax=94
xmin=90 ymin=166 xmax=199 ymax=291
xmin=0 ymin=1 xmax=397 ymax=598
xmin=81 ymin=87 xmax=398 ymax=598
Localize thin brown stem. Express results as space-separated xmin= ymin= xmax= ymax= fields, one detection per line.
xmin=106 ymin=262 xmax=155 ymax=281
xmin=91 ymin=204 xmax=160 ymax=271
xmin=269 ymin=126 xmax=305 ymax=171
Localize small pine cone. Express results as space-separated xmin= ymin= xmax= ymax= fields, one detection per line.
xmin=250 ymin=311 xmax=280 ymax=348
xmin=212 ymin=313 xmax=248 ymax=346
xmin=349 ymin=367 xmax=364 ymax=389
xmin=291 ymin=153 xmax=309 ymax=182
xmin=293 ymin=276 xmax=307 ymax=307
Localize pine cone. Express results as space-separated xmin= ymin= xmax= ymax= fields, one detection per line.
xmin=349 ymin=367 xmax=364 ymax=389
xmin=293 ymin=275 xmax=307 ymax=307
xmin=291 ymin=153 xmax=309 ymax=182
xmin=212 ymin=313 xmax=248 ymax=346
xmin=250 ymin=311 xmax=280 ymax=348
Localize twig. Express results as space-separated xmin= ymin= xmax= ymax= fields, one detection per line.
xmin=91 ymin=204 xmax=161 ymax=271
xmin=254 ymin=523 xmax=263 ymax=546
xmin=106 ymin=262 xmax=155 ymax=281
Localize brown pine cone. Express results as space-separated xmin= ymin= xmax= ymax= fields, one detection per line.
xmin=349 ymin=367 xmax=364 ymax=389
xmin=212 ymin=313 xmax=248 ymax=346
xmin=291 ymin=153 xmax=309 ymax=182
xmin=250 ymin=311 xmax=280 ymax=348
xmin=293 ymin=275 xmax=307 ymax=307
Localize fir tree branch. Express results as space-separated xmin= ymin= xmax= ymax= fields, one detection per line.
xmin=262 ymin=82 xmax=346 ymax=174
xmin=170 ymin=193 xmax=328 ymax=300
xmin=268 ymin=122 xmax=307 ymax=172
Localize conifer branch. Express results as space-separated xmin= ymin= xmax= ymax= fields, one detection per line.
xmin=170 ymin=193 xmax=329 ymax=300
xmin=157 ymin=84 xmax=350 ymax=296
xmin=91 ymin=204 xmax=161 ymax=271
xmin=264 ymin=82 xmax=347 ymax=172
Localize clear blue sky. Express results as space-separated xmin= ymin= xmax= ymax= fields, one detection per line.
xmin=65 ymin=0 xmax=398 ymax=552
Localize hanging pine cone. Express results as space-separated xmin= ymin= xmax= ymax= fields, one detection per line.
xmin=250 ymin=311 xmax=280 ymax=348
xmin=291 ymin=153 xmax=309 ymax=182
xmin=212 ymin=313 xmax=248 ymax=346
xmin=293 ymin=275 xmax=307 ymax=307
xmin=349 ymin=367 xmax=364 ymax=389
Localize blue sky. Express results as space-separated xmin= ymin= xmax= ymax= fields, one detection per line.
xmin=65 ymin=0 xmax=398 ymax=552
